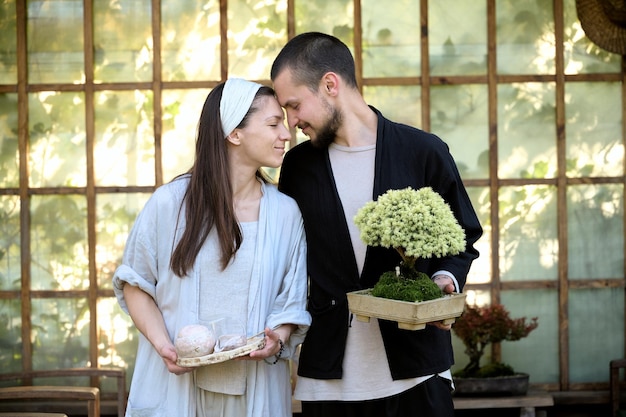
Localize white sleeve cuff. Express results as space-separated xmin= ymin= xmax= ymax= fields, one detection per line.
xmin=432 ymin=270 xmax=460 ymax=293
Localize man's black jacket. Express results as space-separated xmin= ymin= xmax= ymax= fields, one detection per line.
xmin=279 ymin=107 xmax=483 ymax=380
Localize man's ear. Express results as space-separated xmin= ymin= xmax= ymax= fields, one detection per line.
xmin=321 ymin=72 xmax=340 ymax=96
xmin=226 ymin=130 xmax=241 ymax=145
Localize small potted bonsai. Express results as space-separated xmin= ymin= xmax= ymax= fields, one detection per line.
xmin=452 ymin=303 xmax=539 ymax=396
xmin=347 ymin=186 xmax=468 ymax=329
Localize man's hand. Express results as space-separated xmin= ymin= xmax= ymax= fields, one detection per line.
xmin=432 ymin=274 xmax=455 ymax=294
xmin=428 ymin=274 xmax=456 ymax=330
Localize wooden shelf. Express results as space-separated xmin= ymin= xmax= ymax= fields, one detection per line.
xmin=293 ymin=390 xmax=554 ymax=416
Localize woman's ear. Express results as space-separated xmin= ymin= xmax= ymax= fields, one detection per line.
xmin=226 ymin=130 xmax=241 ymax=146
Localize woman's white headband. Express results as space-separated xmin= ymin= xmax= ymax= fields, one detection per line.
xmin=220 ymin=78 xmax=263 ymax=138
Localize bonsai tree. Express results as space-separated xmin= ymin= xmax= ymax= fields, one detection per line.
xmin=353 ymin=186 xmax=466 ymax=302
xmin=452 ymin=303 xmax=539 ymax=378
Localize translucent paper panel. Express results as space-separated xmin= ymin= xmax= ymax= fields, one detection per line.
xmin=565 ymin=82 xmax=623 ymax=177
xmin=31 ymin=298 xmax=90 ymax=369
xmin=0 ymin=93 xmax=18 ymax=188
xmin=30 ymin=195 xmax=88 ymax=290
xmin=293 ymin=129 xmax=308 ymax=146
xmin=429 ymin=0 xmax=487 ymax=76
xmin=295 ymin=0 xmax=353 ymax=46
xmin=161 ymin=0 xmax=220 ymax=82
xmin=228 ymin=0 xmax=287 ymax=79
xmin=361 ymin=0 xmax=420 ymax=78
xmin=499 ymin=185 xmax=558 ymax=281
xmin=498 ymin=83 xmax=557 ymax=179
xmin=94 ymin=90 xmax=155 ymax=187
xmin=262 ymin=166 xmax=280 ymax=183
xmin=501 ymin=290 xmax=559 ymax=384
xmin=162 ymin=89 xmax=211 ymax=182
xmin=29 ymin=92 xmax=86 ymax=188
xmin=0 ymin=299 xmax=22 ymax=374
xmin=0 ymin=0 xmax=17 ymax=83
xmin=465 ymin=187 xmax=491 ymax=285
xmin=93 ymin=0 xmax=152 ymax=83
xmin=27 ymin=0 xmax=84 ymax=84
xmin=98 ymin=297 xmax=137 ymax=387
xmin=569 ymin=288 xmax=625 ymax=383
xmin=0 ymin=196 xmax=20 ymax=291
xmin=363 ymin=85 xmax=421 ymax=128
xmin=451 ymin=289 xmax=490 ymax=374
xmin=430 ymin=85 xmax=488 ymax=179
xmin=568 ymin=184 xmax=624 ymax=280
xmin=96 ymin=193 xmax=150 ymax=289
xmin=496 ymin=0 xmax=555 ymax=75
xmin=563 ymin=0 xmax=621 ymax=74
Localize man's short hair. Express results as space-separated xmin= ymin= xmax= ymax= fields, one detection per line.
xmin=271 ymin=32 xmax=358 ymax=91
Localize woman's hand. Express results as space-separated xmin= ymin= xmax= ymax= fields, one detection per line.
xmin=123 ymin=284 xmax=194 ymax=375
xmin=246 ymin=325 xmax=295 ymax=361
xmin=158 ymin=341 xmax=195 ymax=375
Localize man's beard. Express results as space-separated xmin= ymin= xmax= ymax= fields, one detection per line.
xmin=311 ymin=99 xmax=342 ymax=148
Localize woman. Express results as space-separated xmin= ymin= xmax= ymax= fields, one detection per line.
xmin=113 ymin=78 xmax=311 ymax=417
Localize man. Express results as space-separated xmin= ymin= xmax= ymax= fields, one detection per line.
xmin=271 ymin=32 xmax=483 ymax=417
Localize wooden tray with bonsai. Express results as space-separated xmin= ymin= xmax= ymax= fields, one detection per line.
xmin=347 ymin=290 xmax=467 ymax=330
xmin=350 ymin=186 xmax=471 ymax=331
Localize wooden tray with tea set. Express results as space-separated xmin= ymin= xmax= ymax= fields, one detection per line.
xmin=176 ymin=336 xmax=265 ymax=367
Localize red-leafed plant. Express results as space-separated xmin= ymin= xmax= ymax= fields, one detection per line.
xmin=452 ymin=303 xmax=539 ymax=378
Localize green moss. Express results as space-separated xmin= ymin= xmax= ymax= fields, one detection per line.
xmin=454 ymin=362 xmax=516 ymax=378
xmin=370 ymin=270 xmax=443 ymax=302
xmin=476 ymin=362 xmax=515 ymax=378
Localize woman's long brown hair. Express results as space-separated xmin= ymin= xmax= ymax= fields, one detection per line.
xmin=170 ymin=83 xmax=275 ymax=277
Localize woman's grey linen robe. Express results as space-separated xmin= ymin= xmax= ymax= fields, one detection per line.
xmin=113 ymin=177 xmax=311 ymax=417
